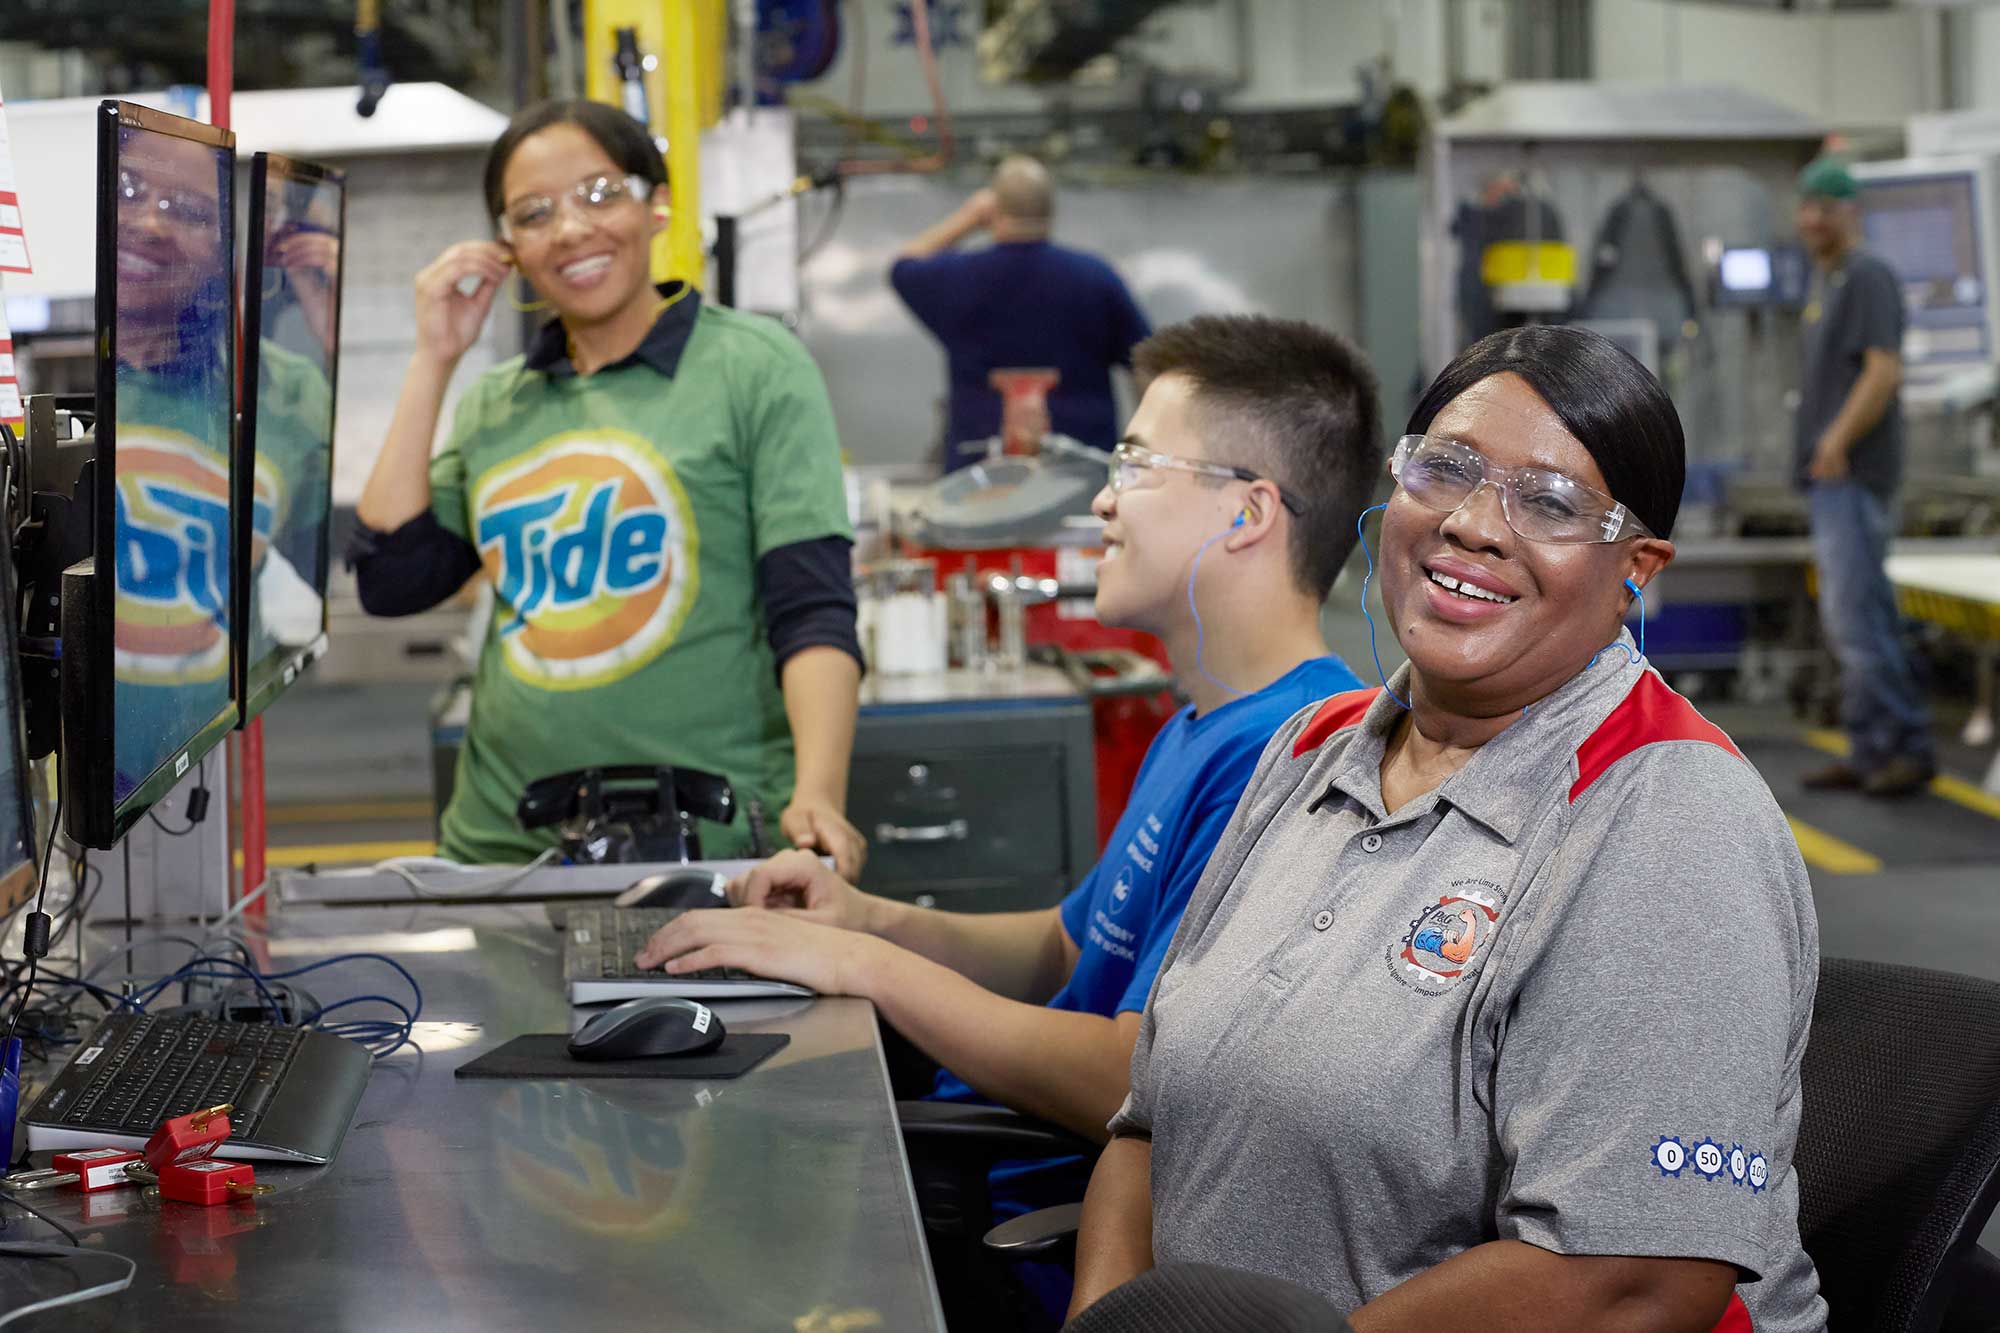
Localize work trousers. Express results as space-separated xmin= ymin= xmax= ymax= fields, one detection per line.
xmin=1808 ymin=481 xmax=1935 ymax=774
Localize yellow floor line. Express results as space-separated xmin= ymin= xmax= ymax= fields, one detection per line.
xmin=1786 ymin=817 xmax=1883 ymax=875
xmin=265 ymin=840 xmax=438 ymax=868
xmin=266 ymin=801 xmax=434 ymax=825
xmin=1801 ymin=729 xmax=2000 ymax=821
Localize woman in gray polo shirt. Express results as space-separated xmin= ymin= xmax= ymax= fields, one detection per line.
xmin=1072 ymin=326 xmax=1826 ymax=1333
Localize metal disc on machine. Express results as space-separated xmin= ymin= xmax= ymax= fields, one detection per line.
xmin=911 ymin=453 xmax=1104 ymax=549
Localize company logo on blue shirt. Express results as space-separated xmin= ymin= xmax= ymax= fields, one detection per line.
xmin=1109 ymin=867 xmax=1135 ymax=916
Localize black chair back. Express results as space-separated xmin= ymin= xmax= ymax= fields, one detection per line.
xmin=1064 ymin=1263 xmax=1353 ymax=1333
xmin=1798 ymin=958 xmax=2000 ymax=1332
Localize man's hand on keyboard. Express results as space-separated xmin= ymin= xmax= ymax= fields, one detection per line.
xmin=633 ymin=905 xmax=880 ymax=997
xmin=729 ymin=850 xmax=879 ymax=933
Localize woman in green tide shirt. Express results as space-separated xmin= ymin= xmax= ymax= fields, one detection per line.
xmin=350 ymin=99 xmax=865 ymax=875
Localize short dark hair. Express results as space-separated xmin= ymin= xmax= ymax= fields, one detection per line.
xmin=482 ymin=99 xmax=667 ymax=223
xmin=1133 ymin=316 xmax=1383 ymax=600
xmin=1406 ymin=326 xmax=1684 ymax=539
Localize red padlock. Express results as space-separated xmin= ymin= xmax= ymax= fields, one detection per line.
xmin=142 ymin=1103 xmax=233 ymax=1174
xmin=157 ymin=1158 xmax=267 ymax=1206
xmin=51 ymin=1148 xmax=144 ymax=1192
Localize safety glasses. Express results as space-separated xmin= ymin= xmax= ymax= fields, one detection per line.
xmin=1109 ymin=442 xmax=1306 ymax=516
xmin=1390 ymin=434 xmax=1652 ymax=544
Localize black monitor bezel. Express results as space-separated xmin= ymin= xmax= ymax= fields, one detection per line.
xmin=73 ymin=99 xmax=241 ymax=849
xmin=234 ymin=151 xmax=346 ymax=726
xmin=0 ymin=531 xmax=40 ymax=913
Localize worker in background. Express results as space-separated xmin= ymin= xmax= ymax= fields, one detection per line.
xmin=349 ymin=99 xmax=866 ymax=874
xmin=637 ymin=315 xmax=1381 ymax=1328
xmin=890 ymin=155 xmax=1152 ymax=471
xmin=1793 ymin=156 xmax=1937 ymax=798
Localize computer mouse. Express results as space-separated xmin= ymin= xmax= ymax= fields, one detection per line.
xmin=567 ymin=996 xmax=726 ymax=1062
xmin=614 ymin=868 xmax=732 ymax=911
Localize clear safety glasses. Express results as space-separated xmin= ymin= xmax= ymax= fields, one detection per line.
xmin=498 ymin=173 xmax=652 ymax=242
xmin=1109 ymin=442 xmax=1306 ymax=516
xmin=1390 ymin=434 xmax=1653 ymax=545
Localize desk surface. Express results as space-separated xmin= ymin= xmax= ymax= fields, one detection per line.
xmin=1886 ymin=552 xmax=2000 ymax=607
xmin=6 ymin=905 xmax=944 ymax=1332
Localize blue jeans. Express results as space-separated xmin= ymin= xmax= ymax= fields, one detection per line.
xmin=1809 ymin=482 xmax=1934 ymax=773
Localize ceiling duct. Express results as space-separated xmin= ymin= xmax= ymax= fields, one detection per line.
xmin=978 ymin=0 xmax=1183 ymax=84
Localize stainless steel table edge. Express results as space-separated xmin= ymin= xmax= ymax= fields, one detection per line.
xmin=867 ymin=1006 xmax=949 ymax=1332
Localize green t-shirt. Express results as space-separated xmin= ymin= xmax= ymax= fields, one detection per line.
xmin=108 ymin=355 xmax=235 ymax=802
xmin=429 ymin=301 xmax=851 ymax=863
xmin=246 ymin=338 xmax=334 ymax=688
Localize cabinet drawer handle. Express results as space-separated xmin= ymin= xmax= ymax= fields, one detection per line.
xmin=875 ymin=819 xmax=969 ymax=844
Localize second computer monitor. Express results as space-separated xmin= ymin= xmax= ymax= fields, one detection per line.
xmin=235 ymin=152 xmax=345 ymax=724
xmin=65 ymin=100 xmax=239 ymax=849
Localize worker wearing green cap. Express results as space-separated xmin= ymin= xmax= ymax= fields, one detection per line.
xmin=1794 ymin=154 xmax=1936 ymax=797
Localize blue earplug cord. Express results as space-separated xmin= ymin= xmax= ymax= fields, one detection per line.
xmin=1355 ymin=504 xmax=1412 ymax=710
xmin=1187 ymin=513 xmax=1250 ymax=701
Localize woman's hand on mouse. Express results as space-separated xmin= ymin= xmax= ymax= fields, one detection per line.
xmin=729 ymin=850 xmax=876 ymax=932
xmin=779 ymin=794 xmax=867 ymax=880
xmin=634 ymin=907 xmax=880 ymax=997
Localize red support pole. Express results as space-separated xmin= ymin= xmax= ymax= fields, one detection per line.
xmin=208 ymin=0 xmax=265 ymax=921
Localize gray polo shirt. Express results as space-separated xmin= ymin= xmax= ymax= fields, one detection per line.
xmin=1795 ymin=249 xmax=1904 ymax=500
xmin=1111 ymin=647 xmax=1826 ymax=1331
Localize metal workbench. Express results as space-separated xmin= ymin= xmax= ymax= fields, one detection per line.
xmin=2 ymin=903 xmax=945 ymax=1332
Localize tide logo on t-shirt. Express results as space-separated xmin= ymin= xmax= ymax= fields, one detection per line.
xmin=112 ymin=430 xmax=231 ymax=685
xmin=472 ymin=430 xmax=699 ymax=691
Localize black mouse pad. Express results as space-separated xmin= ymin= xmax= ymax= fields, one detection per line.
xmin=453 ymin=1033 xmax=789 ymax=1080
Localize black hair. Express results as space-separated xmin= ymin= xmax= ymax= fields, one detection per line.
xmin=1133 ymin=315 xmax=1383 ymax=600
xmin=1405 ymin=326 xmax=1684 ymax=539
xmin=482 ymin=100 xmax=667 ymax=223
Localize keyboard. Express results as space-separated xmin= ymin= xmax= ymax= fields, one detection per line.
xmin=23 ymin=1012 xmax=373 ymax=1165
xmin=564 ymin=907 xmax=813 ymax=1004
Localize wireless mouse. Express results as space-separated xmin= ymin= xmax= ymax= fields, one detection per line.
xmin=567 ymin=996 xmax=726 ymax=1061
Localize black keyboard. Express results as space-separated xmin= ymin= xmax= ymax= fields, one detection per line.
xmin=56 ymin=1012 xmax=302 ymax=1134
xmin=24 ymin=1011 xmax=374 ymax=1165
xmin=563 ymin=907 xmax=813 ymax=1002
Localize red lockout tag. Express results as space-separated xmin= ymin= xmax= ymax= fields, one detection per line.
xmin=142 ymin=1104 xmax=233 ymax=1174
xmin=50 ymin=1148 xmax=143 ymax=1192
xmin=157 ymin=1159 xmax=257 ymax=1206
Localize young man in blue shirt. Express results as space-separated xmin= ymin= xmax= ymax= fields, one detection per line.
xmin=889 ymin=155 xmax=1152 ymax=470
xmin=638 ymin=315 xmax=1382 ymax=1138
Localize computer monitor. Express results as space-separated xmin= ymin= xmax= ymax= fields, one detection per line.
xmin=1854 ymin=157 xmax=1998 ymax=369
xmin=0 ymin=533 xmax=41 ymax=916
xmin=1709 ymin=245 xmax=1808 ymax=310
xmin=1715 ymin=247 xmax=1773 ymax=306
xmin=61 ymin=101 xmax=239 ymax=849
xmin=235 ymin=152 xmax=345 ymax=724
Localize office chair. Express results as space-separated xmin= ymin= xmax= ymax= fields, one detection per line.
xmin=1797 ymin=957 xmax=2000 ymax=1333
xmin=899 ymin=1098 xmax=1099 ymax=1331
xmin=1064 ymin=1263 xmax=1355 ymax=1333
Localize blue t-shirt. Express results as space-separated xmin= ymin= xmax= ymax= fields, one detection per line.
xmin=889 ymin=241 xmax=1151 ymax=469
xmin=929 ymin=654 xmax=1366 ymax=1107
